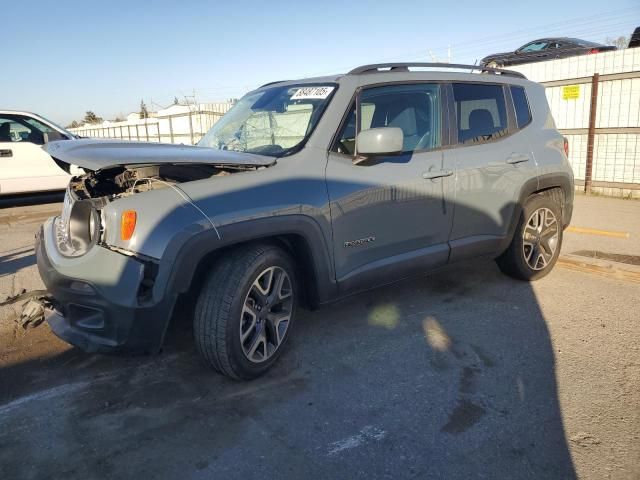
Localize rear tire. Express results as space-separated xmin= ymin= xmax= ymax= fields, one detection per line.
xmin=194 ymin=243 xmax=298 ymax=380
xmin=496 ymin=193 xmax=563 ymax=281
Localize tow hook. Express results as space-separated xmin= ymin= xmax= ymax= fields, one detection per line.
xmin=0 ymin=289 xmax=54 ymax=329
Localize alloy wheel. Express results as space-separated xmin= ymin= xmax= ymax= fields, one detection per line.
xmin=240 ymin=266 xmax=293 ymax=363
xmin=522 ymin=207 xmax=559 ymax=271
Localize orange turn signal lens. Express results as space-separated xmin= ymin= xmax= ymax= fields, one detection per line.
xmin=121 ymin=210 xmax=137 ymax=241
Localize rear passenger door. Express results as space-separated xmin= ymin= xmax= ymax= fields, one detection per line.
xmin=326 ymin=82 xmax=455 ymax=292
xmin=444 ymin=82 xmax=537 ymax=262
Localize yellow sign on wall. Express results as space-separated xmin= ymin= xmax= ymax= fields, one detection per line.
xmin=562 ymin=85 xmax=580 ymax=100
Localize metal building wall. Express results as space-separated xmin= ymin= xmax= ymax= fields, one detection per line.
xmin=511 ymin=48 xmax=640 ymax=197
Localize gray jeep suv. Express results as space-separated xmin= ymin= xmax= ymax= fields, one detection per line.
xmin=36 ymin=63 xmax=573 ymax=379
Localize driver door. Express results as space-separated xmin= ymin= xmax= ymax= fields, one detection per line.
xmin=326 ymin=82 xmax=455 ymax=293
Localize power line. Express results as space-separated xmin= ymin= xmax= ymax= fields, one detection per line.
xmin=305 ymin=8 xmax=639 ymax=76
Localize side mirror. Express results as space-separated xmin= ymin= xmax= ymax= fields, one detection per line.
xmin=356 ymin=127 xmax=403 ymax=156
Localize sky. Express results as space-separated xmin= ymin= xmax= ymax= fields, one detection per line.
xmin=2 ymin=0 xmax=638 ymax=125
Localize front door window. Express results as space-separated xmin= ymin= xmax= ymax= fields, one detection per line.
xmin=0 ymin=115 xmax=57 ymax=145
xmin=334 ymin=83 xmax=442 ymax=155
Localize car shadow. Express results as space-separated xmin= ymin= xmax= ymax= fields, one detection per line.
xmin=0 ymin=248 xmax=36 ymax=279
xmin=0 ymin=264 xmax=575 ymax=479
xmin=0 ymin=191 xmax=65 ymax=209
xmin=0 ymin=177 xmax=576 ymax=479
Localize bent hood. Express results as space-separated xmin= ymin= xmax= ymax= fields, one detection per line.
xmin=44 ymin=139 xmax=276 ymax=172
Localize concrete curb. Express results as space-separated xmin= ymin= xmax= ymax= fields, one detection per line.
xmin=558 ymin=253 xmax=640 ymax=283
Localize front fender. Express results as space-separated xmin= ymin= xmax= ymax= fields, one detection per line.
xmin=102 ymin=185 xmax=213 ymax=260
xmin=154 ymin=214 xmax=338 ymax=305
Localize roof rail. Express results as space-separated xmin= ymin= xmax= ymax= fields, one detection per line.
xmin=348 ymin=62 xmax=526 ymax=79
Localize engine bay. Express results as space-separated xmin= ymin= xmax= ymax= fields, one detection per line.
xmin=69 ymin=163 xmax=251 ymax=202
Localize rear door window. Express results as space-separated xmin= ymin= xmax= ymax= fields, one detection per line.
xmin=452 ymin=83 xmax=508 ymax=145
xmin=510 ymin=86 xmax=532 ymax=129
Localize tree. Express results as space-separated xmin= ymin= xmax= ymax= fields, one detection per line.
xmin=83 ymin=111 xmax=102 ymax=124
xmin=605 ymin=36 xmax=628 ymax=49
xmin=67 ymin=120 xmax=80 ymax=129
xmin=139 ymin=100 xmax=150 ymax=119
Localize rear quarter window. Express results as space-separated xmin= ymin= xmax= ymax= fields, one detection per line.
xmin=510 ymin=86 xmax=532 ymax=129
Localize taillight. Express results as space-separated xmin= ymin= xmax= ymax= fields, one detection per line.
xmin=121 ymin=210 xmax=137 ymax=241
xmin=563 ymin=137 xmax=569 ymax=157
xmin=588 ymin=48 xmax=600 ymax=54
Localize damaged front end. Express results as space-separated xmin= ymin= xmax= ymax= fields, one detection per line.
xmin=44 ymin=138 xmax=276 ymax=258
xmin=36 ymin=140 xmax=277 ymax=352
xmin=35 ymin=220 xmax=174 ymax=353
xmin=58 ymin=162 xmax=255 ymax=257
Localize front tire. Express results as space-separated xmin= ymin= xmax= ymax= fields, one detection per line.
xmin=496 ymin=193 xmax=563 ymax=281
xmin=194 ymin=243 xmax=298 ymax=380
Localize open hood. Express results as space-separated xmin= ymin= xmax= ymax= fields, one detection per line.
xmin=44 ymin=139 xmax=276 ymax=172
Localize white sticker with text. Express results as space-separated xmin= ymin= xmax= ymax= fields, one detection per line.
xmin=291 ymin=86 xmax=334 ymax=100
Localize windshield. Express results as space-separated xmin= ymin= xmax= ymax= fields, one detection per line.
xmin=198 ymin=83 xmax=336 ymax=156
xmin=520 ymin=41 xmax=548 ymax=52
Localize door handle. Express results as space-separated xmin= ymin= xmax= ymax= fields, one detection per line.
xmin=506 ymin=153 xmax=530 ymax=164
xmin=0 ymin=149 xmax=12 ymax=158
xmin=422 ymin=169 xmax=453 ymax=180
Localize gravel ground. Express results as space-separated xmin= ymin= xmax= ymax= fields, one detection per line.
xmin=0 ymin=195 xmax=638 ymax=480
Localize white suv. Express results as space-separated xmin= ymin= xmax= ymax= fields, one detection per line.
xmin=0 ymin=110 xmax=80 ymax=195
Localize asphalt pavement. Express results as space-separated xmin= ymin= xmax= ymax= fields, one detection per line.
xmin=0 ymin=193 xmax=638 ymax=480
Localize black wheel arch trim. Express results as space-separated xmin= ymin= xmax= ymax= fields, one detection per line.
xmin=156 ymin=215 xmax=338 ymax=307
xmin=499 ymin=172 xmax=574 ymax=253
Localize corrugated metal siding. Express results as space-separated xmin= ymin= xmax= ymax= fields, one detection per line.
xmin=513 ymin=48 xmax=640 ymax=81
xmin=511 ymin=49 xmax=640 ymax=193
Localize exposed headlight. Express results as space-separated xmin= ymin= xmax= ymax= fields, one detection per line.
xmin=88 ymin=210 xmax=98 ymax=242
xmin=55 ymin=189 xmax=101 ymax=257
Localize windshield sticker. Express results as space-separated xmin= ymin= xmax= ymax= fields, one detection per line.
xmin=291 ymin=86 xmax=335 ymax=100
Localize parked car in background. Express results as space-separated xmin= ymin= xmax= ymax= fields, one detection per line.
xmin=481 ymin=38 xmax=617 ymax=67
xmin=36 ymin=63 xmax=574 ymax=380
xmin=629 ymin=27 xmax=640 ymax=48
xmin=0 ymin=110 xmax=79 ymax=195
